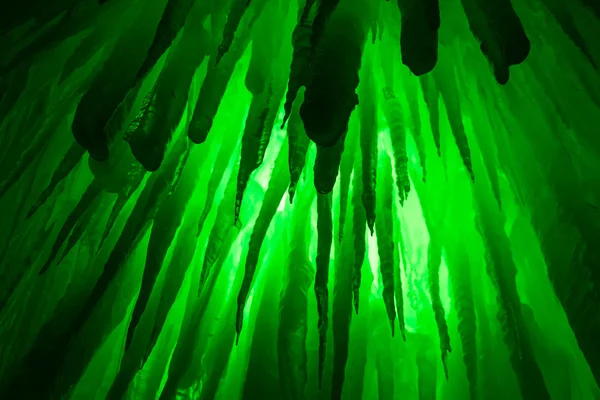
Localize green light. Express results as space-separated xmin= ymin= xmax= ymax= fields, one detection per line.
xmin=0 ymin=0 xmax=599 ymax=399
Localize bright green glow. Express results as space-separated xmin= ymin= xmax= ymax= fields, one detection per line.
xmin=0 ymin=0 xmax=599 ymax=399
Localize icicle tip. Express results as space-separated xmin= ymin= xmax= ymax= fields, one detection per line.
xmin=125 ymin=332 xmax=134 ymax=352
xmin=280 ymin=117 xmax=289 ymax=129
xmin=39 ymin=261 xmax=52 ymax=276
xmin=25 ymin=206 xmax=38 ymax=220
xmin=216 ymin=46 xmax=227 ymax=65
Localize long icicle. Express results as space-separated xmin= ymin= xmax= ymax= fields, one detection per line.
xmin=236 ymin=142 xmax=290 ymax=341
xmin=315 ymin=191 xmax=333 ymax=388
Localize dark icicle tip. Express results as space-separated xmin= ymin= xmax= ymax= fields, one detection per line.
xmin=494 ymin=66 xmax=510 ymax=85
xmin=39 ymin=261 xmax=51 ymax=276
xmin=134 ymin=152 xmax=162 ymax=172
xmin=315 ymin=185 xmax=332 ymax=195
xmin=408 ymin=63 xmax=437 ymax=77
xmin=368 ymin=223 xmax=375 ymax=236
xmin=320 ymin=136 xmax=344 ymax=147
xmin=125 ymin=137 xmax=162 ymax=172
xmin=216 ymin=47 xmax=227 ymax=65
xmin=301 ymin=105 xmax=350 ymax=148
xmin=125 ymin=334 xmax=133 ymax=352
xmin=188 ymin=116 xmax=211 ymax=144
xmin=25 ymin=203 xmax=41 ymax=220
xmin=88 ymin=145 xmax=110 ymax=163
xmin=401 ymin=34 xmax=438 ymax=76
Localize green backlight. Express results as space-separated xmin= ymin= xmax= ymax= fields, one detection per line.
xmin=0 ymin=0 xmax=599 ymax=399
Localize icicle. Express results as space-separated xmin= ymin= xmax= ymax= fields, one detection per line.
xmin=331 ymin=190 xmax=355 ymax=399
xmin=124 ymin=145 xmax=201 ymax=351
xmin=245 ymin=0 xmax=286 ymax=95
xmin=278 ymin=178 xmax=314 ymax=400
xmin=315 ymin=191 xmax=333 ymax=388
xmin=375 ymin=151 xmax=397 ymax=336
xmin=382 ymin=95 xmax=410 ymax=206
xmin=144 ymin=205 xmax=200 ymax=365
xmin=96 ymin=164 xmax=146 ymax=253
xmin=198 ymin=161 xmax=243 ymax=292
xmin=300 ymin=1 xmax=367 ymax=148
xmin=378 ymin=37 xmax=411 ymax=204
xmin=434 ymin=47 xmax=475 ymax=182
xmin=313 ymin=131 xmax=346 ymax=195
xmin=427 ymin=237 xmax=452 ymax=379
xmin=197 ymin=139 xmax=240 ymax=236
xmin=26 ymin=142 xmax=85 ymax=219
xmin=281 ymin=5 xmax=315 ymax=128
xmin=337 ymin=119 xmax=358 ymax=242
xmin=359 ymin=58 xmax=378 ymax=234
xmin=475 ymin=183 xmax=551 ymax=399
xmin=448 ymin=241 xmax=478 ymax=400
xmin=397 ymin=0 xmax=440 ymax=75
xmin=217 ymin=0 xmax=255 ymax=64
xmin=126 ymin=10 xmax=210 ymax=171
xmin=71 ymin=1 xmax=166 ymax=161
xmin=287 ymin=88 xmax=311 ymax=202
xmin=188 ymin=17 xmax=252 ymax=145
xmin=39 ymin=180 xmax=103 ymax=275
xmin=419 ymin=74 xmax=441 ymax=157
xmin=234 ymin=88 xmax=274 ymax=225
xmin=135 ymin=0 xmax=203 ymax=83
xmin=351 ymin=149 xmax=367 ymax=314
xmin=236 ymin=144 xmax=289 ymax=340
